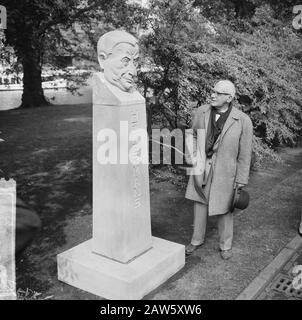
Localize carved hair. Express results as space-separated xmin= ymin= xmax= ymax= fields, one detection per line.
xmin=97 ymin=30 xmax=138 ymax=57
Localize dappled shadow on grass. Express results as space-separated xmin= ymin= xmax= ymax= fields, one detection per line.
xmin=0 ymin=105 xmax=93 ymax=294
xmin=15 ymin=158 xmax=92 ymax=292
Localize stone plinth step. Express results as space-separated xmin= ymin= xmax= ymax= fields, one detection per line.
xmin=57 ymin=237 xmax=185 ymax=300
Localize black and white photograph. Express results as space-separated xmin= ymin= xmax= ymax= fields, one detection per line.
xmin=0 ymin=0 xmax=301 ymax=308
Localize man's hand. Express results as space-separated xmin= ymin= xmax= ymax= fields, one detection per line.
xmin=235 ymin=183 xmax=245 ymax=189
xmin=185 ymin=154 xmax=197 ymax=167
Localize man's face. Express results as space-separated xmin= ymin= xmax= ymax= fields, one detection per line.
xmin=210 ymin=82 xmax=233 ymax=108
xmin=102 ymin=42 xmax=139 ymax=92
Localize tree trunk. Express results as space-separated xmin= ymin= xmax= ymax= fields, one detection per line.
xmin=19 ymin=47 xmax=49 ymax=108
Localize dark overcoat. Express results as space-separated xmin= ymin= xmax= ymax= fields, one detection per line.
xmin=185 ymin=104 xmax=253 ymax=216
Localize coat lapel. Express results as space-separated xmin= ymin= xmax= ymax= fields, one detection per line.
xmin=219 ymin=107 xmax=240 ymax=142
xmin=203 ymin=105 xmax=211 ymax=134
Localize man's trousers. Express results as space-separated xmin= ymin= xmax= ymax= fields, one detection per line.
xmin=190 ymin=202 xmax=233 ymax=251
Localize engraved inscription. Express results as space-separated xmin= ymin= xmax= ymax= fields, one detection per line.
xmin=131 ymin=109 xmax=141 ymax=208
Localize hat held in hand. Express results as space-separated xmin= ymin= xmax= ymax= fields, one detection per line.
xmin=230 ymin=186 xmax=250 ymax=213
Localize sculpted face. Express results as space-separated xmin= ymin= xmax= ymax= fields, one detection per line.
xmin=102 ymin=42 xmax=139 ymax=92
xmin=97 ymin=30 xmax=140 ymax=93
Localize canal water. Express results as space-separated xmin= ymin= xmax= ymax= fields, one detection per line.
xmin=0 ymin=84 xmax=92 ymax=110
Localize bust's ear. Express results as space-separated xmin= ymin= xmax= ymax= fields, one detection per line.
xmin=98 ymin=52 xmax=107 ymax=71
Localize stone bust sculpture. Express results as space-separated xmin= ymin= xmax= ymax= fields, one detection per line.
xmin=97 ymin=30 xmax=139 ymax=93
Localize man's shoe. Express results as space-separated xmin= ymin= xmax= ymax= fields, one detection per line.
xmin=185 ymin=243 xmax=203 ymax=256
xmin=220 ymin=249 xmax=232 ymax=260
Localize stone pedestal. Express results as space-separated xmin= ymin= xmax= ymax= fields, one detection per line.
xmin=57 ymin=73 xmax=185 ymax=299
xmin=92 ymin=74 xmax=152 ymax=263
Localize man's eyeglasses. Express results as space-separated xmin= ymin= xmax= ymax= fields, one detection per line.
xmin=211 ymin=90 xmax=231 ymax=96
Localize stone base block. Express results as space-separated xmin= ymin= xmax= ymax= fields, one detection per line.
xmin=0 ymin=292 xmax=16 ymax=300
xmin=57 ymin=237 xmax=185 ymax=300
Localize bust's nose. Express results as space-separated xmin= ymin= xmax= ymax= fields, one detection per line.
xmin=128 ymin=61 xmax=137 ymax=77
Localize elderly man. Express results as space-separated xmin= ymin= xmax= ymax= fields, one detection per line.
xmin=185 ymin=80 xmax=253 ymax=259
